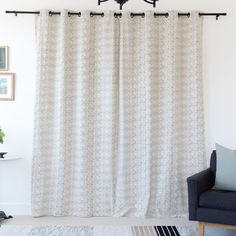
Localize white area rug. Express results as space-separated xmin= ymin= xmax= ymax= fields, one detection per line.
xmin=0 ymin=225 xmax=235 ymax=236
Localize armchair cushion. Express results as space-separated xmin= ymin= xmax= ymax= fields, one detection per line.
xmin=199 ymin=189 xmax=236 ymax=211
xmin=214 ymin=144 xmax=236 ymax=191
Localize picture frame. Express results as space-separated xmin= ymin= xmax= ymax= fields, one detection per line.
xmin=0 ymin=46 xmax=9 ymax=71
xmin=0 ymin=73 xmax=15 ymax=101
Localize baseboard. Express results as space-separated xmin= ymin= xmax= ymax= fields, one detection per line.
xmin=0 ymin=216 xmax=196 ymax=226
xmin=0 ymin=203 xmax=31 ymax=215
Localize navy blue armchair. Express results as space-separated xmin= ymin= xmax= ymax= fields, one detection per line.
xmin=187 ymin=151 xmax=236 ymax=236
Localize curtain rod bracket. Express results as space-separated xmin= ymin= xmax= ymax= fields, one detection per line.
xmin=199 ymin=12 xmax=227 ymax=20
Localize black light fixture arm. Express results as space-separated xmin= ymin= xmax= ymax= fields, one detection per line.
xmin=98 ymin=0 xmax=109 ymax=5
xmin=98 ymin=0 xmax=159 ymax=9
xmin=98 ymin=0 xmax=127 ymax=10
xmin=114 ymin=0 xmax=129 ymax=10
xmin=143 ymin=0 xmax=159 ymax=8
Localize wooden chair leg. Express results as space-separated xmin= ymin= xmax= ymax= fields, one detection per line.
xmin=198 ymin=222 xmax=205 ymax=236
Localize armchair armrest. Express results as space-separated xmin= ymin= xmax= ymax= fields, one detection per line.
xmin=187 ymin=168 xmax=215 ymax=220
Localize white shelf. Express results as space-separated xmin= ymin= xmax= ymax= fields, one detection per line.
xmin=0 ymin=155 xmax=21 ymax=161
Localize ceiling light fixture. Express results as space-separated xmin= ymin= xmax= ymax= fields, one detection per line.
xmin=98 ymin=0 xmax=159 ymax=10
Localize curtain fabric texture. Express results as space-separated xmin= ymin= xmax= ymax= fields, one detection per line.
xmin=32 ymin=10 xmax=206 ymax=217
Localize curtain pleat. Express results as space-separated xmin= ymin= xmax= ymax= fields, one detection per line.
xmin=32 ymin=10 xmax=206 ymax=217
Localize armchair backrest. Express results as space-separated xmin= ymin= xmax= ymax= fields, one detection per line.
xmin=210 ymin=150 xmax=216 ymax=174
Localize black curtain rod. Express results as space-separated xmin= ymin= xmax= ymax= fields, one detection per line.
xmin=5 ymin=10 xmax=227 ymax=20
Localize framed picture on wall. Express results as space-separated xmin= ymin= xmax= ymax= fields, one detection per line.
xmin=0 ymin=46 xmax=9 ymax=71
xmin=0 ymin=73 xmax=15 ymax=101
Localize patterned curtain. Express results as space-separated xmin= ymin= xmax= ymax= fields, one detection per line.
xmin=32 ymin=10 xmax=206 ymax=217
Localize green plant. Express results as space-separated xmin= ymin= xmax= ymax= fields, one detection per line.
xmin=0 ymin=128 xmax=5 ymax=144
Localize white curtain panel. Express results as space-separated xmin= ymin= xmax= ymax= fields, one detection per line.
xmin=32 ymin=10 xmax=206 ymax=217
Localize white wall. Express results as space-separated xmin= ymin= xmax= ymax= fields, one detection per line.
xmin=0 ymin=0 xmax=235 ymax=215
